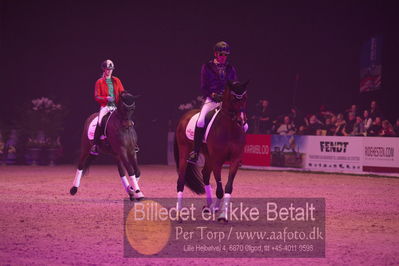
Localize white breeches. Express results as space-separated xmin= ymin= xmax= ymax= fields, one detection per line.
xmin=98 ymin=106 xmax=115 ymax=125
xmin=196 ymin=97 xmax=221 ymax=128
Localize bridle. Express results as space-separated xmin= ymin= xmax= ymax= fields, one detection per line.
xmin=221 ymin=89 xmax=248 ymax=128
xmin=118 ymin=99 xmax=136 ymax=129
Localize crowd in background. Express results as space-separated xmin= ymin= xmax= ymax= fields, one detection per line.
xmin=250 ymin=99 xmax=399 ymax=137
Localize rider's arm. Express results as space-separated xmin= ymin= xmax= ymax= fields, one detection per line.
xmin=94 ymin=80 xmax=107 ymax=105
xmin=113 ymin=77 xmax=125 ymax=103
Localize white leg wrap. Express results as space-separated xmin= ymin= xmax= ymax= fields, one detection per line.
xmin=222 ymin=193 xmax=231 ymax=212
xmin=73 ymin=169 xmax=83 ymax=187
xmin=121 ymin=176 xmax=129 ymax=191
xmin=205 ymin=185 xmax=212 ymax=207
xmin=212 ymin=198 xmax=221 ymax=211
xmin=177 ymin=191 xmax=183 ymax=211
xmin=244 ymin=123 xmax=249 ymax=132
xmin=129 ymin=175 xmax=140 ymax=191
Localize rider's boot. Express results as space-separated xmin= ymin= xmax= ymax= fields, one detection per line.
xmin=90 ymin=124 xmax=102 ymax=155
xmin=187 ymin=126 xmax=205 ymax=164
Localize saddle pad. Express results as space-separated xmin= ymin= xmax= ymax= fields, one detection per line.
xmin=186 ymin=109 xmax=220 ymax=143
xmin=87 ymin=116 xmax=99 ymax=140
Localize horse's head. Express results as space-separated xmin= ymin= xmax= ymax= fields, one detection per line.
xmin=223 ymin=80 xmax=249 ymax=113
xmin=117 ymin=91 xmax=139 ymax=121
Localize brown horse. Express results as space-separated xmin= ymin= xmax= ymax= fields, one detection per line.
xmin=174 ymin=81 xmax=248 ymax=222
xmin=69 ymin=91 xmax=144 ymax=201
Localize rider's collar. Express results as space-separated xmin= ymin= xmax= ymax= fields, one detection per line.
xmin=213 ymin=59 xmax=226 ymax=66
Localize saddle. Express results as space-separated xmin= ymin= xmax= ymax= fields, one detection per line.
xmin=186 ymin=109 xmax=219 ymax=143
xmin=88 ymin=112 xmax=112 ymax=141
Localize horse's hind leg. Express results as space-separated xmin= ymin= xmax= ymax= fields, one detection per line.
xmin=70 ymin=151 xmax=89 ymax=195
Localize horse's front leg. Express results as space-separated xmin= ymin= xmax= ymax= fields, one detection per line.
xmin=202 ymin=162 xmax=213 ymax=209
xmin=128 ymin=151 xmax=141 ymax=181
xmin=115 ymin=158 xmax=133 ymax=199
xmin=120 ymin=149 xmax=144 ymax=200
xmin=218 ymin=158 xmax=241 ymax=223
xmin=211 ymin=162 xmax=224 ymax=214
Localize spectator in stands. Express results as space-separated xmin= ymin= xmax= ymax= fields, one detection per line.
xmin=296 ymin=125 xmax=307 ymax=135
xmin=369 ymin=100 xmax=383 ymax=120
xmin=342 ymin=112 xmax=356 ymax=136
xmin=317 ymin=105 xmax=334 ymax=123
xmin=352 ymin=116 xmax=366 ymax=136
xmin=305 ymin=114 xmax=323 ymax=135
xmin=252 ymin=99 xmax=273 ymax=134
xmin=367 ymin=117 xmax=382 ymax=136
xmin=379 ymin=120 xmax=395 ymax=137
xmin=324 ymin=117 xmax=336 ymax=136
xmin=288 ymin=106 xmax=305 ymax=129
xmin=345 ymin=104 xmax=360 ymax=118
xmin=394 ymin=118 xmax=399 ymax=137
xmin=315 ymin=128 xmax=324 ymax=136
xmin=276 ymin=115 xmax=296 ymax=136
xmin=334 ymin=113 xmax=346 ymax=136
xmin=362 ymin=109 xmax=373 ymax=132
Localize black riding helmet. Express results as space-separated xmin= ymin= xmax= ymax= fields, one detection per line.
xmin=214 ymin=41 xmax=231 ymax=54
xmin=101 ymin=59 xmax=115 ymax=70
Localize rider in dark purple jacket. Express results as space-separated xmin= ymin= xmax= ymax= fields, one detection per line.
xmin=187 ymin=41 xmax=239 ymax=164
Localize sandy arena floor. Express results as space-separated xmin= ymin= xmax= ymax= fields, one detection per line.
xmin=0 ymin=164 xmax=398 ymax=265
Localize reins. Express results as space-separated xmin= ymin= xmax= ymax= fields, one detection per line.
xmin=220 ymin=89 xmax=248 ymax=128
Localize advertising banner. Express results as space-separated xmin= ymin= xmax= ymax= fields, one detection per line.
xmin=270 ymin=135 xmax=306 ymax=168
xmin=304 ymin=136 xmax=363 ymax=172
xmin=360 ymin=35 xmax=382 ymax=93
xmin=363 ymin=137 xmax=399 ymax=173
xmin=242 ymin=134 xmax=271 ymax=167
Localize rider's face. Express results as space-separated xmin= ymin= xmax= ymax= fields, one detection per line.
xmin=104 ymin=69 xmax=113 ymax=77
xmin=215 ymin=52 xmax=228 ymax=64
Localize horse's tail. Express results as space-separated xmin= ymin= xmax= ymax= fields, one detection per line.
xmin=185 ymin=163 xmax=205 ymax=195
xmin=174 ymin=134 xmax=205 ymax=195
xmin=173 ymin=135 xmax=179 ymax=171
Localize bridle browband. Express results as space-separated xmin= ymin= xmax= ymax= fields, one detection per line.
xmin=230 ymin=90 xmax=247 ymax=100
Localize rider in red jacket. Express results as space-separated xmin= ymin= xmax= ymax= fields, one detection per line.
xmin=91 ymin=59 xmax=125 ymax=155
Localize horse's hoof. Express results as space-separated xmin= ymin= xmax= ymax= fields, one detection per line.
xmin=202 ymin=206 xmax=211 ymax=214
xmin=218 ymin=217 xmax=228 ymax=223
xmin=70 ymin=186 xmax=78 ymax=195
xmin=134 ymin=190 xmax=144 ymax=201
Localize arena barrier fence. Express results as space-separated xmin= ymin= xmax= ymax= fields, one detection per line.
xmin=167 ymin=132 xmax=399 ymax=177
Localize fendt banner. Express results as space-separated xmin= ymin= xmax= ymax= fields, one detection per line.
xmin=301 ymin=136 xmax=364 ymax=173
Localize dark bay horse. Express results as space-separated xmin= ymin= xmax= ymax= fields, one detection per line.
xmin=174 ymin=81 xmax=248 ymax=222
xmin=69 ymin=91 xmax=144 ymax=201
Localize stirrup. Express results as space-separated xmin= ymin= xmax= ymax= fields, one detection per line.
xmin=187 ymin=151 xmax=199 ymax=164
xmin=90 ymin=145 xmax=99 ymax=156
